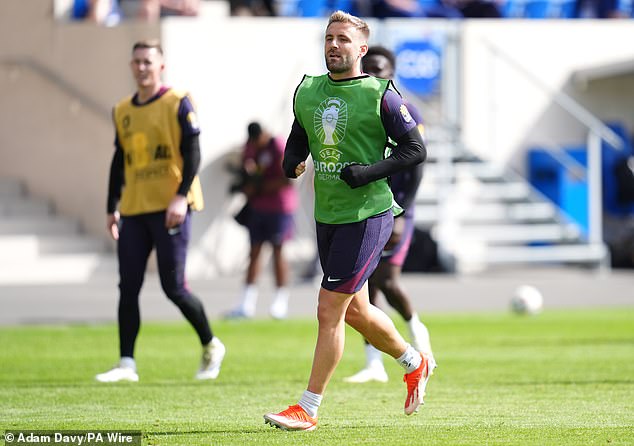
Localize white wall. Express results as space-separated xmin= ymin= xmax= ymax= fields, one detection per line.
xmin=160 ymin=17 xmax=328 ymax=275
xmin=461 ymin=20 xmax=634 ymax=173
xmin=162 ymin=17 xmax=325 ymax=161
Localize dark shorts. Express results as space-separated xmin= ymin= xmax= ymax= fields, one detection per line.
xmin=381 ymin=213 xmax=415 ymax=267
xmin=316 ymin=210 xmax=394 ymax=294
xmin=247 ymin=209 xmax=294 ymax=245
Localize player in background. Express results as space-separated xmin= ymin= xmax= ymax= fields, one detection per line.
xmin=263 ymin=11 xmax=435 ymax=432
xmin=97 ymin=39 xmax=225 ymax=383
xmin=344 ymin=45 xmax=434 ymax=384
xmin=225 ymin=122 xmax=298 ymax=319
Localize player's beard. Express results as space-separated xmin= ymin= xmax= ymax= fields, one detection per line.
xmin=326 ymin=53 xmax=354 ymax=75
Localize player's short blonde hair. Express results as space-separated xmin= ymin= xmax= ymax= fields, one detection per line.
xmin=132 ymin=39 xmax=163 ymax=55
xmin=327 ymin=10 xmax=369 ymax=40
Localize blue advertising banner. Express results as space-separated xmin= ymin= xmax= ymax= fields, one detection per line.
xmin=395 ymin=40 xmax=442 ymax=97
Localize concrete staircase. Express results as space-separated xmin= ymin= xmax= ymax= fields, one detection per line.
xmin=0 ymin=178 xmax=116 ymax=285
xmin=414 ymin=143 xmax=608 ymax=273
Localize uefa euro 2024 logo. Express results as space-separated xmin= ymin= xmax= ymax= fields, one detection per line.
xmin=314 ymin=97 xmax=347 ymax=146
xmin=313 ymin=97 xmax=350 ymax=179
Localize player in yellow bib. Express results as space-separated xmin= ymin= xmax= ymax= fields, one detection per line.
xmin=96 ymin=40 xmax=225 ymax=383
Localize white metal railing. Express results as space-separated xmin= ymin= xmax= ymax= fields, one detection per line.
xmin=481 ymin=39 xmax=625 ymax=249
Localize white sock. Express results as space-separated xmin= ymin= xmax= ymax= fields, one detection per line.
xmin=408 ymin=313 xmax=432 ymax=355
xmin=272 ymin=287 xmax=289 ymax=307
xmin=239 ymin=284 xmax=258 ymax=314
xmin=365 ymin=343 xmax=384 ymax=368
xmin=298 ymin=390 xmax=322 ymax=418
xmin=408 ymin=312 xmax=421 ymax=328
xmin=204 ymin=337 xmax=223 ymax=351
xmin=119 ymin=357 xmax=136 ymax=370
xmin=396 ymin=345 xmax=422 ymax=374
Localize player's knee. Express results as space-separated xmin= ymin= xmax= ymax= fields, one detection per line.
xmin=119 ymin=280 xmax=143 ymax=298
xmin=170 ymin=292 xmax=192 ymax=308
xmin=117 ymin=296 xmax=138 ymax=312
xmin=162 ymin=283 xmax=189 ymax=305
xmin=382 ymin=277 xmax=397 ymax=295
xmin=316 ymin=301 xmax=332 ymax=323
xmin=316 ymin=300 xmax=343 ymax=326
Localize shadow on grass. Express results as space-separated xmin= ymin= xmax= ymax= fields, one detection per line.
xmin=144 ymin=429 xmax=263 ymax=435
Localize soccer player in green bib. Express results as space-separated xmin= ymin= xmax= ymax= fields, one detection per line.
xmin=264 ymin=11 xmax=435 ymax=431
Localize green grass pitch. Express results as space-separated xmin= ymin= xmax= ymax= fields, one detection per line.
xmin=1 ymin=308 xmax=633 ymax=445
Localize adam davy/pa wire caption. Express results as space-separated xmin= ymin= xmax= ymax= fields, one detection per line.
xmin=3 ymin=431 xmax=141 ymax=446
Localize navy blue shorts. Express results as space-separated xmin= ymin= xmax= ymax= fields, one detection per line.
xmin=316 ymin=210 xmax=393 ymax=294
xmin=247 ymin=209 xmax=294 ymax=245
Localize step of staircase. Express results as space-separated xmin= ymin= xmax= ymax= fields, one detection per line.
xmin=0 ymin=235 xmax=108 ymax=260
xmin=416 ymin=180 xmax=532 ymax=203
xmin=451 ymin=243 xmax=608 ymax=273
xmin=0 ymin=198 xmax=52 ymax=217
xmin=0 ymin=178 xmax=24 ymax=198
xmin=423 ymin=161 xmax=506 ymax=182
xmin=414 ymin=152 xmax=605 ymax=272
xmin=0 ymin=254 xmax=117 ymax=285
xmin=415 ymin=202 xmax=558 ymax=226
xmin=458 ymin=223 xmax=582 ymax=244
xmin=0 ymin=177 xmax=114 ymax=285
xmin=0 ymin=217 xmax=81 ymax=235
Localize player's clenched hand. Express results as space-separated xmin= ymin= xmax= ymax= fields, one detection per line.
xmin=107 ymin=212 xmax=120 ymax=241
xmin=166 ymin=194 xmax=188 ymax=229
xmin=340 ymin=163 xmax=369 ymax=189
xmin=295 ymin=161 xmax=306 ymax=178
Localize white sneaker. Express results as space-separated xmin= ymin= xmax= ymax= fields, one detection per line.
xmin=95 ymin=365 xmax=139 ymax=383
xmin=196 ymin=337 xmax=226 ymax=380
xmin=269 ymin=297 xmax=288 ymax=320
xmin=343 ymin=364 xmax=389 ymax=383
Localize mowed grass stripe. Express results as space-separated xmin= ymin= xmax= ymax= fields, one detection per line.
xmin=1 ymin=308 xmax=633 ymax=445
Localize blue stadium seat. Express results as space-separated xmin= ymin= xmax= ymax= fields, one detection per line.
xmin=601 ymin=122 xmax=634 ymax=216
xmin=275 ymin=0 xmax=300 ymax=16
xmin=297 ymin=0 xmax=328 ymax=16
xmin=557 ymin=0 xmax=577 ymax=17
xmin=72 ymin=0 xmax=90 ymax=18
xmin=294 ymin=0 xmax=358 ymax=16
xmin=332 ymin=0 xmax=357 ymax=13
xmin=524 ymin=0 xmax=549 ymax=18
xmin=72 ymin=0 xmax=121 ymax=24
xmin=418 ymin=0 xmax=441 ymax=9
xmin=420 ymin=0 xmax=463 ymax=17
xmin=528 ymin=147 xmax=589 ymax=235
xmin=501 ymin=0 xmax=527 ymax=17
xmin=616 ymin=0 xmax=633 ymax=16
